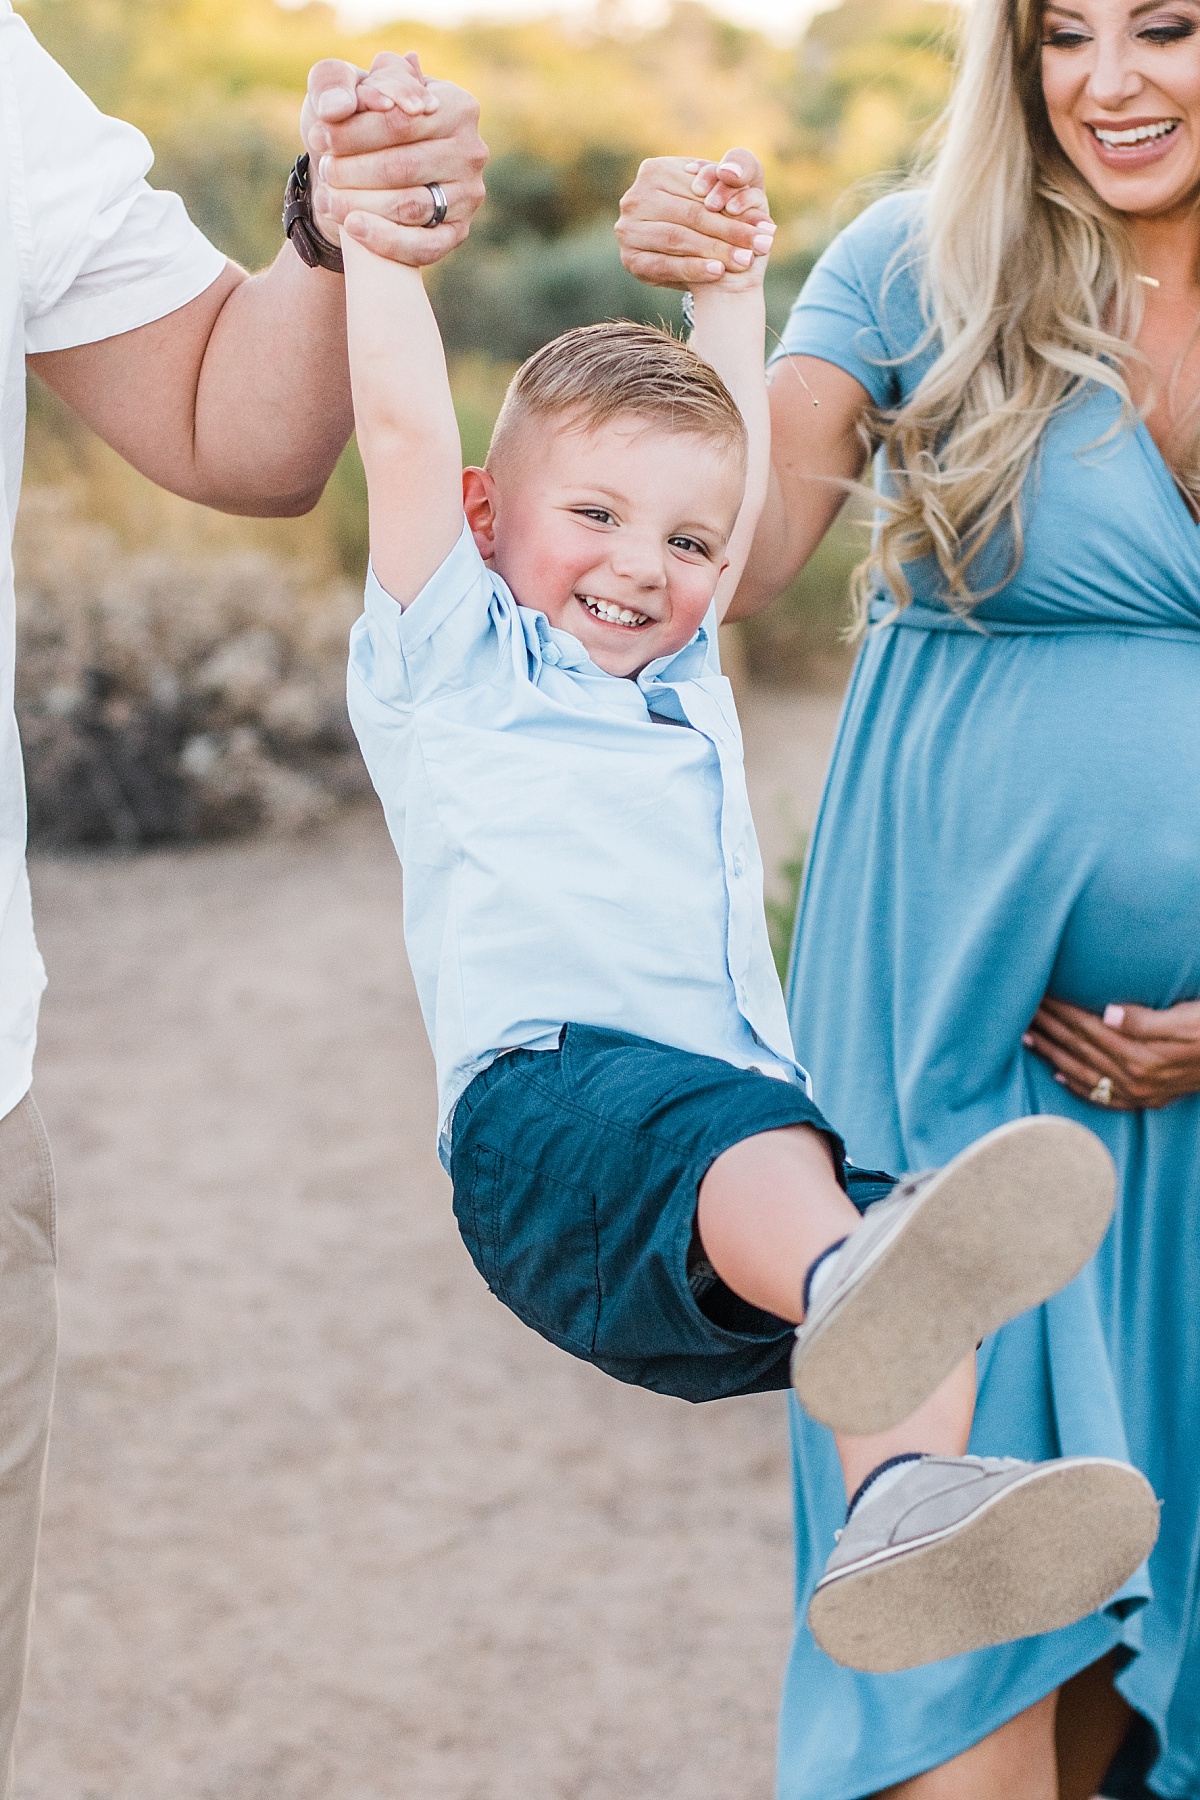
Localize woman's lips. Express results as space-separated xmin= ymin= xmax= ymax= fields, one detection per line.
xmin=1086 ymin=118 xmax=1183 ymax=172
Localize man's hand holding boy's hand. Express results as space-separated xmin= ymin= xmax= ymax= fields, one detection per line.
xmin=617 ymin=149 xmax=772 ymax=290
xmin=302 ymin=52 xmax=487 ymax=266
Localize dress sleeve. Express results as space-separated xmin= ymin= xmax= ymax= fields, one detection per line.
xmin=769 ymin=192 xmax=929 ymax=411
xmin=1 ymin=11 xmax=226 ymax=353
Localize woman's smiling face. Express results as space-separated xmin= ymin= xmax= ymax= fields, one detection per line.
xmin=1042 ymin=0 xmax=1200 ymax=217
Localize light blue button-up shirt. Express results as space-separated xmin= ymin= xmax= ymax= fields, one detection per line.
xmin=348 ymin=522 xmax=806 ymax=1166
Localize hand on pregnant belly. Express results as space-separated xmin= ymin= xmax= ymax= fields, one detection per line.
xmin=1024 ymin=998 xmax=1200 ymax=1111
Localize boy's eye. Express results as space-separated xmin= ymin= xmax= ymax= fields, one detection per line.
xmin=575 ymin=507 xmax=614 ymax=524
xmin=669 ymin=535 xmax=711 ymax=557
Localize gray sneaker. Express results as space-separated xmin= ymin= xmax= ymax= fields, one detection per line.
xmin=808 ymin=1453 xmax=1160 ymax=1673
xmin=792 ymin=1116 xmax=1116 ymax=1435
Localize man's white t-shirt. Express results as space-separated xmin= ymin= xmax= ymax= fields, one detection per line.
xmin=0 ymin=3 xmax=226 ymax=1119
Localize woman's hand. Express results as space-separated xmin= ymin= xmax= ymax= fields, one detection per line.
xmin=617 ymin=149 xmax=772 ymax=290
xmin=1024 ymin=997 xmax=1200 ymax=1110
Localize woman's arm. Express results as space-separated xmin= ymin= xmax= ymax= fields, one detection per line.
xmin=727 ymin=355 xmax=872 ymax=621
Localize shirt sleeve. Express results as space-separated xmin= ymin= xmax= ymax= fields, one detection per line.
xmin=348 ymin=519 xmax=505 ymax=714
xmin=769 ymin=191 xmax=929 ymax=411
xmin=1 ymin=10 xmax=227 ymax=353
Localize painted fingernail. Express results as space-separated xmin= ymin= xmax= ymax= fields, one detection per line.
xmin=732 ymin=247 xmax=754 ymax=267
xmin=684 ymin=159 xmax=701 ymax=173
xmin=717 ymin=161 xmax=743 ymax=176
xmin=1022 ymin=1033 xmax=1034 ymax=1047
xmin=1054 ymin=1074 xmax=1068 ymax=1085
xmin=705 ymin=260 xmax=725 ymax=275
xmin=1104 ymin=1004 xmax=1126 ymax=1027
xmin=318 ymin=155 xmax=332 ymax=182
xmin=753 ymin=232 xmax=774 ymax=254
xmin=704 ymin=190 xmax=725 ymax=210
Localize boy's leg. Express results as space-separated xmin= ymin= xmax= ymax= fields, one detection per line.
xmin=695 ymin=1125 xmax=976 ymax=1493
xmin=699 ymin=1114 xmax=1119 ymax=1436
xmin=697 ymin=1121 xmax=1159 ymax=1674
xmin=694 ymin=1122 xmax=850 ymax=1325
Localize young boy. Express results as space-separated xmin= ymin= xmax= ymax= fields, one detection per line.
xmin=336 ymin=66 xmax=1158 ymax=1674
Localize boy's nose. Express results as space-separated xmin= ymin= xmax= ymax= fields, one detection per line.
xmin=609 ymin=537 xmax=668 ymax=588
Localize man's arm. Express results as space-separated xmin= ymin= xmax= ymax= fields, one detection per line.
xmin=27 ymin=56 xmax=487 ymax=519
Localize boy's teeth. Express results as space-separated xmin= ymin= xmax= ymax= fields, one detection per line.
xmin=580 ymin=595 xmax=649 ymax=627
xmin=1093 ymin=120 xmax=1178 ymax=147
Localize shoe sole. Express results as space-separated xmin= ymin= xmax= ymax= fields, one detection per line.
xmin=792 ymin=1116 xmax=1116 ymax=1435
xmin=807 ymin=1457 xmax=1159 ymax=1673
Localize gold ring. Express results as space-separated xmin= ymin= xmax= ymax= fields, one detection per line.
xmin=1089 ymin=1075 xmax=1114 ymax=1107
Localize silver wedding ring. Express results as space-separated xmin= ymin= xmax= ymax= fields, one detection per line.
xmin=424 ymin=181 xmax=448 ymax=229
xmin=1089 ymin=1075 xmax=1114 ymax=1106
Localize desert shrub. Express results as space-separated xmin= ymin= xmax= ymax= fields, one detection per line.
xmin=14 ymin=490 xmax=368 ymax=849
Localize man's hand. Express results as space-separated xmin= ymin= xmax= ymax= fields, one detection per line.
xmin=302 ymin=52 xmax=487 ymax=267
xmin=1024 ymin=996 xmax=1200 ymax=1110
xmin=617 ymin=149 xmax=772 ymax=291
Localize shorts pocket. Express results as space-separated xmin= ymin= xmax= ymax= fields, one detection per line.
xmin=453 ymin=1142 xmax=601 ymax=1355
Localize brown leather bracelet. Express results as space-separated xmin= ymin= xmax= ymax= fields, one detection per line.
xmin=283 ymin=153 xmax=345 ymax=275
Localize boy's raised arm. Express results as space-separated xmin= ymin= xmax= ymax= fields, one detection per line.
xmin=342 ymin=234 xmax=464 ymax=603
xmin=685 ymin=208 xmax=773 ymax=621
xmin=342 ymin=182 xmax=465 ymax=605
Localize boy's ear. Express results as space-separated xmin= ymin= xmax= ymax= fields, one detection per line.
xmin=462 ymin=466 xmax=498 ymax=561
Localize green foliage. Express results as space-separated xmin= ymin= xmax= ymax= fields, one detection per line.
xmin=766 ymin=834 xmax=809 ymax=982
xmin=435 ymin=223 xmax=686 ymax=362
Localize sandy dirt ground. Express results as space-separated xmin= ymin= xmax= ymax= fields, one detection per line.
xmin=16 ymin=688 xmax=842 ymax=1800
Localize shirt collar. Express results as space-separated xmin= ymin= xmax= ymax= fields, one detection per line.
xmin=527 ymin=607 xmax=715 ymax=689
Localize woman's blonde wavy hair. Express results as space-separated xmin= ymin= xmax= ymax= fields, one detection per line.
xmin=858 ymin=0 xmax=1182 ymax=621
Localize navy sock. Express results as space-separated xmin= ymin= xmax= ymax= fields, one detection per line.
xmin=845 ymin=1452 xmax=926 ymax=1522
xmin=802 ymin=1235 xmax=849 ymax=1315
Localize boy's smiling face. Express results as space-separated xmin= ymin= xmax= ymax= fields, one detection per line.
xmin=462 ymin=413 xmax=744 ymax=679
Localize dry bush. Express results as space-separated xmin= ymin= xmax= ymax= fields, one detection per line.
xmin=14 ymin=489 xmax=370 ymax=849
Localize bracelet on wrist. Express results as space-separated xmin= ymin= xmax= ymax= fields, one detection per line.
xmin=283 ymin=152 xmax=345 ymax=275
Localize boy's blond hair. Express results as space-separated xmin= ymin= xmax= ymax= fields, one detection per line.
xmin=487 ymin=321 xmax=748 ymax=472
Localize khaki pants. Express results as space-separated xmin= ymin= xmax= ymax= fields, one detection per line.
xmin=0 ymin=1097 xmax=57 ymax=1800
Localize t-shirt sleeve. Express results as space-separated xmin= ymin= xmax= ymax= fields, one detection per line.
xmin=349 ymin=520 xmax=503 ymax=714
xmin=2 ymin=11 xmax=227 ymax=353
xmin=769 ymin=192 xmax=928 ymax=411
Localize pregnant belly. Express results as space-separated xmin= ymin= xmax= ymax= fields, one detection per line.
xmin=1020 ymin=637 xmax=1200 ymax=1013
xmin=1048 ymin=829 xmax=1200 ymax=1012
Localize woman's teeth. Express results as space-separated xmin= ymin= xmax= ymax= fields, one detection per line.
xmin=579 ymin=595 xmax=649 ymax=627
xmin=1092 ymin=119 xmax=1179 ymax=147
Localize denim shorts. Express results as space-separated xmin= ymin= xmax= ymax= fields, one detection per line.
xmin=450 ymin=1023 xmax=890 ymax=1404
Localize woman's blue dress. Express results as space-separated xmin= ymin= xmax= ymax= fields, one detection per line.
xmin=774 ymin=193 xmax=1200 ymax=1799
